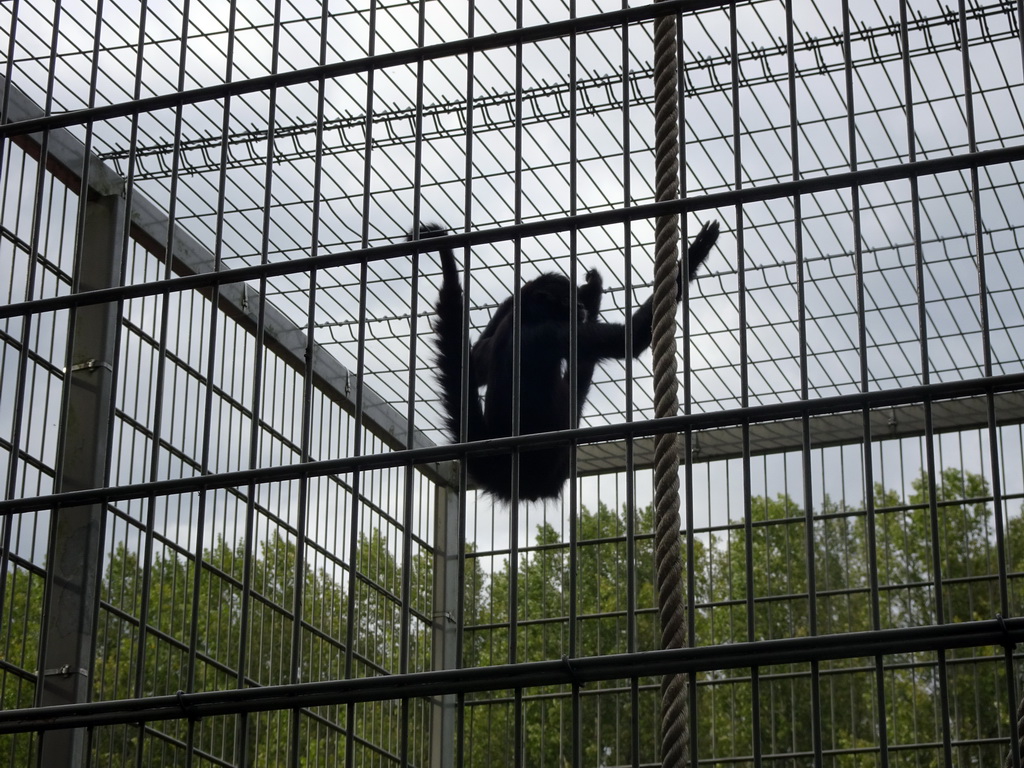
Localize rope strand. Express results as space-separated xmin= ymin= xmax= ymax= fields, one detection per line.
xmin=651 ymin=4 xmax=688 ymax=768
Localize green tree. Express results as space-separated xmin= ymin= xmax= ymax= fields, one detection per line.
xmin=11 ymin=464 xmax=1018 ymax=768
xmin=463 ymin=503 xmax=713 ymax=768
xmin=88 ymin=525 xmax=434 ymax=767
xmin=0 ymin=564 xmax=44 ymax=765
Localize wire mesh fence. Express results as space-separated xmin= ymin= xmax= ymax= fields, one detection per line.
xmin=1 ymin=0 xmax=1024 ymax=767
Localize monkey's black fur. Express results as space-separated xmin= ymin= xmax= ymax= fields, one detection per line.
xmin=416 ymin=221 xmax=720 ymax=501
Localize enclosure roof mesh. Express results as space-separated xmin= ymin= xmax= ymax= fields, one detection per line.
xmin=3 ymin=0 xmax=1023 ymax=448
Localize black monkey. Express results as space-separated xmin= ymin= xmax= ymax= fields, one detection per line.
xmin=416 ymin=221 xmax=720 ymax=501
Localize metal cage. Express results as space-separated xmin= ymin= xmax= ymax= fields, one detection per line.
xmin=2 ymin=1 xmax=1024 ymax=767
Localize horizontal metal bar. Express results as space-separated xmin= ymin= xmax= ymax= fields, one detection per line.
xmin=3 ymin=370 xmax=1023 ymax=515
xmin=2 ymin=140 xmax=1022 ymax=323
xmin=96 ymin=3 xmax=1013 ymax=180
xmin=0 ymin=0 xmax=726 ymax=140
xmin=578 ymin=390 xmax=1024 ymax=474
xmin=1 ymin=617 xmax=1020 ymax=734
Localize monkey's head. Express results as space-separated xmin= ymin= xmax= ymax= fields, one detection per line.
xmin=522 ymin=273 xmax=589 ymax=324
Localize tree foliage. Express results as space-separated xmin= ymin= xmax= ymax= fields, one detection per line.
xmin=1 ymin=467 xmax=1021 ymax=767
xmin=461 ymin=469 xmax=1024 ymax=768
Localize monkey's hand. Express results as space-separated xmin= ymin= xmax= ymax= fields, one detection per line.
xmin=407 ymin=223 xmax=448 ymax=241
xmin=410 ymin=223 xmax=458 ymax=284
xmin=675 ymin=219 xmax=720 ymax=298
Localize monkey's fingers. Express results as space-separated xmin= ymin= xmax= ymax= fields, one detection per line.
xmin=683 ymin=219 xmax=720 ymax=281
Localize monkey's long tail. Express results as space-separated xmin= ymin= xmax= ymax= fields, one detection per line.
xmin=416 ymin=226 xmax=488 ymax=450
xmin=431 ymin=243 xmax=468 ymax=443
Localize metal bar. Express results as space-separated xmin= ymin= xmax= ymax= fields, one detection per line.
xmin=36 ymin=187 xmax=125 ymax=766
xmin=130 ymin=6 xmax=193 ymax=766
xmin=12 ymin=5 xmax=68 ymax=768
xmin=0 ymin=25 xmax=22 ymax=666
xmin=566 ymin=3 xmax=583 ymax=767
xmin=89 ymin=1 xmax=1022 ymax=183
xmin=981 ymin=0 xmax=1023 ymax=757
xmin=729 ymin=5 xmax=761 ymax=766
xmin=2 ymin=137 xmax=1024 ymax=322
xmin=786 ymin=3 xmax=823 ymax=766
xmin=6 ymin=0 xmax=1014 ymax=150
xmin=3 ymin=617 xmax=1023 ymax=735
xmin=621 ymin=11 xmax=641 ymax=767
xmin=0 ymin=3 xmax=51 ymax=681
xmin=453 ymin=4 xmax=478 ymax=765
xmin=676 ymin=6 xmax=699 ymax=765
xmin=511 ymin=2 xmax=525 ymax=764
xmin=398 ymin=3 xmax=429 ymax=765
xmin=430 ymin=486 xmax=459 ymax=768
xmin=234 ymin=4 xmax=281 ymax=761
xmin=4 ymin=371 xmax=1024 ymax=518
xmin=182 ymin=4 xmax=233 ymax=766
xmin=287 ymin=4 xmax=331 ymax=766
xmin=343 ymin=4 xmax=381 ymax=768
xmin=0 ymin=0 xmax=733 ymax=141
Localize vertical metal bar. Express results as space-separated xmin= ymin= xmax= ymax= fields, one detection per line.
xmin=401 ymin=3 xmax=430 ymax=766
xmin=183 ymin=4 xmax=233 ymax=766
xmin=729 ymin=4 xmax=758 ymax=766
xmin=910 ymin=0 xmax=954 ymax=761
xmin=287 ymin=6 xmax=332 ymax=767
xmin=130 ymin=4 xmax=192 ymax=766
xmin=508 ymin=0 xmax=525 ymax=592
xmin=346 ymin=4 xmax=380 ymax=768
xmin=511 ymin=0 xmax=525 ymax=763
xmin=28 ymin=5 xmax=94 ymax=768
xmin=237 ymin=3 xmax=282 ymax=763
xmin=76 ymin=5 xmax=115 ymax=763
xmin=431 ymin=486 xmax=459 ymax=768
xmin=956 ymin=2 xmax=1016 ymax=764
xmin=91 ymin=7 xmax=144 ymax=758
xmin=896 ymin=1 xmax=933 ymax=764
xmin=675 ymin=10 xmax=700 ymax=768
xmin=616 ymin=7 xmax=640 ymax=765
xmin=37 ymin=188 xmax=125 ymax=768
xmin=840 ymin=3 xmax=890 ymax=765
xmin=453 ymin=4 xmax=478 ymax=766
xmin=786 ymin=2 xmax=822 ymax=766
xmin=563 ymin=4 xmax=583 ymax=768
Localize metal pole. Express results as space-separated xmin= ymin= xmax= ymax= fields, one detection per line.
xmin=430 ymin=483 xmax=460 ymax=768
xmin=36 ymin=187 xmax=125 ymax=767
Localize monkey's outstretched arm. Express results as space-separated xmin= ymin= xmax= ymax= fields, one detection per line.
xmin=580 ymin=220 xmax=720 ymax=360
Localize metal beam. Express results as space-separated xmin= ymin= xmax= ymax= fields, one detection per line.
xmin=1 ymin=77 xmax=452 ymax=488
xmin=36 ymin=187 xmax=124 ymax=768
xmin=430 ymin=486 xmax=460 ymax=768
xmin=3 ymin=617 xmax=1023 ymax=734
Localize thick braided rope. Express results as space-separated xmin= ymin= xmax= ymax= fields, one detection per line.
xmin=651 ymin=5 xmax=689 ymax=768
